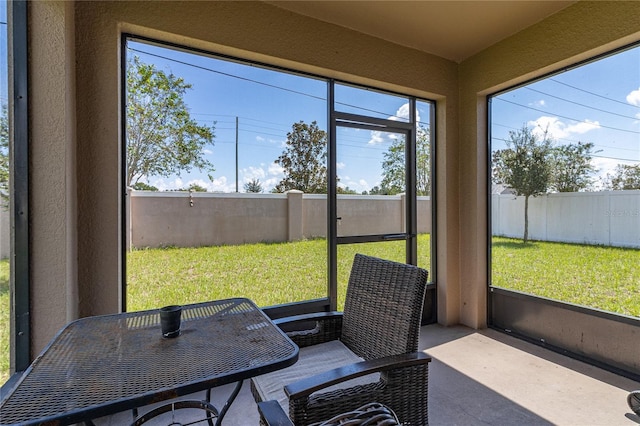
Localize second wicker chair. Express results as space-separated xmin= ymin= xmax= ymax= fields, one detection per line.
xmin=251 ymin=253 xmax=431 ymax=425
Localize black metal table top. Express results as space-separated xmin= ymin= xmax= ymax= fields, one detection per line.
xmin=0 ymin=298 xmax=298 ymax=426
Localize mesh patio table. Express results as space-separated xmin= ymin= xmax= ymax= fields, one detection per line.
xmin=0 ymin=298 xmax=299 ymax=426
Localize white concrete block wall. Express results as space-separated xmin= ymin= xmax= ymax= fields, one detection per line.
xmin=129 ymin=192 xmax=433 ymax=249
xmin=0 ymin=191 xmax=636 ymax=256
xmin=0 ymin=207 xmax=8 ymax=259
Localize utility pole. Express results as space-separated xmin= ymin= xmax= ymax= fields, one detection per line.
xmin=235 ymin=116 xmax=239 ymax=192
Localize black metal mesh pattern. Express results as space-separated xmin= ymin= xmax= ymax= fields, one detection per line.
xmin=0 ymin=298 xmax=297 ymax=425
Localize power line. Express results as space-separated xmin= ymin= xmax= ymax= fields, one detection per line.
xmin=128 ymin=45 xmax=425 ymax=122
xmin=240 ymin=122 xmax=291 ymax=134
xmin=491 ymin=137 xmax=639 ymax=162
xmin=492 ymin=122 xmax=640 ymax=153
xmin=523 ymin=87 xmax=640 ymax=120
xmin=201 ymin=113 xmax=393 ymax=148
xmin=192 ymin=113 xmax=294 ymax=129
xmin=494 ymin=97 xmax=640 ymax=135
xmin=128 ymin=46 xmax=326 ymax=103
xmin=591 ymin=154 xmax=639 ymax=163
xmin=549 ymin=78 xmax=640 ymax=109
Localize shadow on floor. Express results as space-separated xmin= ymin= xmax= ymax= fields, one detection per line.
xmin=421 ymin=324 xmax=640 ymax=425
xmin=95 ymin=324 xmax=640 ymax=425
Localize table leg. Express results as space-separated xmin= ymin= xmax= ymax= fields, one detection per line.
xmin=215 ymin=380 xmax=243 ymax=426
xmin=130 ymin=400 xmax=218 ymax=426
xmin=128 ymin=380 xmax=243 ymax=425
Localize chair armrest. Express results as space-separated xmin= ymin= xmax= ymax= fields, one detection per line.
xmin=274 ymin=312 xmax=343 ymax=348
xmin=284 ymin=351 xmax=431 ymax=399
xmin=257 ymin=400 xmax=294 ymax=426
xmin=273 ymin=311 xmax=342 ymax=327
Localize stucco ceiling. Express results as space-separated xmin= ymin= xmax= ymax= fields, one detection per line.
xmin=266 ymin=1 xmax=577 ymax=63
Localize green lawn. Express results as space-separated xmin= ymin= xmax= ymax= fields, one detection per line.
xmin=1 ymin=235 xmax=639 ymax=382
xmin=126 ymin=236 xmax=432 ymax=311
xmin=0 ymin=259 xmax=9 ymax=384
xmin=492 ymin=237 xmax=640 ymax=317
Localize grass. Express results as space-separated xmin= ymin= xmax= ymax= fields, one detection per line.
xmin=1 ymin=234 xmax=638 ymax=382
xmin=0 ymin=259 xmax=9 ymax=384
xmin=126 ymin=236 xmax=432 ymax=311
xmin=492 ymin=237 xmax=640 ymax=317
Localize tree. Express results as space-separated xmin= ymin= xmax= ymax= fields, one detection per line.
xmin=380 ymin=125 xmax=431 ymax=196
xmin=274 ymin=121 xmax=327 ymax=193
xmin=492 ymin=125 xmax=553 ymax=243
xmin=178 ymin=183 xmax=207 ymax=192
xmin=550 ymin=142 xmax=597 ymax=192
xmin=365 ymin=185 xmax=392 ymax=195
xmin=337 ymin=186 xmax=357 ymax=194
xmin=604 ymin=164 xmax=640 ymax=190
xmin=126 ymin=56 xmax=215 ymax=187
xmin=416 ymin=126 xmax=431 ymax=196
xmin=380 ymin=136 xmax=404 ymax=195
xmin=131 ymin=182 xmax=158 ymax=191
xmin=244 ymin=178 xmax=263 ymax=193
xmin=0 ymin=104 xmax=8 ymax=208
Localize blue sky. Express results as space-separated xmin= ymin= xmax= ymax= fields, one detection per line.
xmin=128 ymin=39 xmax=639 ymax=193
xmin=0 ymin=13 xmax=637 ymax=194
xmin=127 ymin=40 xmax=431 ymax=193
xmin=491 ymin=45 xmax=640 ymax=189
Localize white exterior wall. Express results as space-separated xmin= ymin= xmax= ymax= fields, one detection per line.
xmin=5 ymin=191 xmax=635 ymax=256
xmin=129 ymin=191 xmax=433 ymax=249
xmin=0 ymin=207 xmax=8 ymax=259
xmin=492 ymin=190 xmax=640 ymax=248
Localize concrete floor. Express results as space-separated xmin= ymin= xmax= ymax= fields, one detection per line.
xmin=94 ymin=324 xmax=640 ymax=425
xmin=421 ymin=325 xmax=639 ymax=426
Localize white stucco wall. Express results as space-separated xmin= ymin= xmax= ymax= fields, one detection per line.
xmin=129 ymin=191 xmax=433 ymax=248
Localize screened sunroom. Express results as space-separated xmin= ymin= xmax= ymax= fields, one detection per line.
xmin=1 ymin=1 xmax=639 ymax=424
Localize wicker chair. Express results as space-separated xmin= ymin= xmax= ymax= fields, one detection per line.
xmin=251 ymin=254 xmax=431 ymax=425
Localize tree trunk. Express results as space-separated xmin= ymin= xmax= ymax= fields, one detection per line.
xmin=523 ymin=195 xmax=529 ymax=243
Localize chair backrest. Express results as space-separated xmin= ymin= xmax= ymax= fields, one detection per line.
xmin=341 ymin=254 xmax=428 ymax=360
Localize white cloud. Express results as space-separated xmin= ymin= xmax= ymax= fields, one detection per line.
xmin=531 ymin=99 xmax=546 ymax=107
xmin=149 ymin=176 xmax=235 ymax=192
xmin=567 ymin=120 xmax=601 ymax=134
xmin=368 ymin=130 xmax=387 ymax=145
xmin=256 ymin=136 xmax=265 ymax=142
xmin=337 ymin=162 xmax=346 ymax=170
xmin=590 ymin=156 xmax=621 ymax=190
xmin=203 ymin=149 xmax=214 ymax=155
xmin=626 ymin=88 xmax=640 ymax=106
xmin=268 ymin=162 xmax=284 ymax=176
xmin=528 ymin=116 xmax=600 ymax=140
xmin=149 ymin=177 xmax=183 ymax=191
xmin=338 ymin=177 xmax=371 ymax=194
xmin=591 ymin=156 xmax=616 ymax=175
xmin=264 ymin=176 xmax=280 ymax=185
xmin=241 ymin=166 xmax=266 ymax=181
xmin=199 ymin=177 xmax=233 ymax=192
xmin=239 ymin=165 xmax=287 ymax=192
xmin=394 ymin=102 xmax=421 ymax=123
xmin=393 ymin=103 xmax=410 ymax=121
xmin=369 ymin=102 xmax=419 ymax=144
